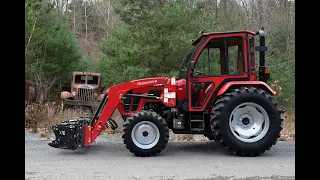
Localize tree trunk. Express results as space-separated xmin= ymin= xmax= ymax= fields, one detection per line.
xmin=35 ymin=78 xmax=42 ymax=103
xmin=258 ymin=0 xmax=263 ymax=29
xmin=85 ymin=1 xmax=88 ymax=46
xmin=223 ymin=0 xmax=227 ymax=18
xmin=107 ymin=0 xmax=111 ymax=26
xmin=26 ymin=12 xmax=38 ymax=54
xmin=43 ymin=87 xmax=48 ymax=103
xmin=215 ymin=0 xmax=218 ymax=19
xmin=73 ymin=1 xmax=76 ymax=33
xmin=202 ymin=3 xmax=206 ymax=23
xmin=65 ymin=0 xmax=69 ymax=14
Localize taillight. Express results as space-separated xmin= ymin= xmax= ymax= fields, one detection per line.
xmin=264 ymin=68 xmax=270 ymax=74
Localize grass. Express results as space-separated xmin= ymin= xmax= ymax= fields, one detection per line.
xmin=25 ymin=101 xmax=92 ymax=136
xmin=279 ymin=110 xmax=295 ymax=141
xmin=25 ymin=101 xmax=295 ymax=142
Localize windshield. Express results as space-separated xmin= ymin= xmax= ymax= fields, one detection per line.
xmin=178 ymin=46 xmax=195 ymax=79
xmin=88 ymin=75 xmax=99 ymax=85
xmin=75 ymin=75 xmax=86 ymax=84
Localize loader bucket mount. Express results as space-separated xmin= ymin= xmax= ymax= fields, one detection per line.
xmin=49 ymin=93 xmax=109 ymax=150
xmin=48 ymin=118 xmax=90 ymax=150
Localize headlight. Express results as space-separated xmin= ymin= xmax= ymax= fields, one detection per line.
xmin=94 ymin=93 xmax=98 ymax=98
xmin=72 ymin=92 xmax=76 ymax=96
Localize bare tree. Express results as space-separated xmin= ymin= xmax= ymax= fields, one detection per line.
xmin=84 ymin=0 xmax=88 ymax=46
xmin=73 ymin=0 xmax=76 ymax=32
xmin=26 ymin=11 xmax=38 ymax=55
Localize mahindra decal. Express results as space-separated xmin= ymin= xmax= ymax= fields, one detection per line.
xmin=137 ymin=80 xmax=157 ymax=86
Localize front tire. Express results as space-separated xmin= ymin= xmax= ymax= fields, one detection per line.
xmin=122 ymin=110 xmax=169 ymax=157
xmin=210 ymin=86 xmax=283 ymax=156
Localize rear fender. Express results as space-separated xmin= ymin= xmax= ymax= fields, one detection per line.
xmin=206 ymin=81 xmax=275 ymax=114
xmin=217 ymin=81 xmax=276 ymax=96
xmin=61 ymin=91 xmax=73 ymax=100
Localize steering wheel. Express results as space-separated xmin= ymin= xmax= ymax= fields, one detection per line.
xmin=181 ymin=67 xmax=187 ymax=72
xmin=195 ymin=71 xmax=207 ymax=76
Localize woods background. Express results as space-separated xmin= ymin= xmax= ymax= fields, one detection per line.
xmin=25 ymin=0 xmax=295 ymax=135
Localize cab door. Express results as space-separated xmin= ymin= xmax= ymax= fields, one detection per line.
xmin=187 ymin=34 xmax=249 ymax=112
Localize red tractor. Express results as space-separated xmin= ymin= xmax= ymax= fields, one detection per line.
xmin=49 ymin=30 xmax=284 ymax=157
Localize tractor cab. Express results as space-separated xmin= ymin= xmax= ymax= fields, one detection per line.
xmin=178 ymin=30 xmax=271 ymax=112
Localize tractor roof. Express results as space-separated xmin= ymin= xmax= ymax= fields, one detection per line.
xmin=192 ymin=30 xmax=256 ymax=45
xmin=73 ymin=71 xmax=101 ymax=76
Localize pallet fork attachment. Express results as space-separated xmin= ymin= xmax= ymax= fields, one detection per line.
xmin=48 ymin=118 xmax=91 ymax=149
xmin=49 ymin=93 xmax=109 ymax=150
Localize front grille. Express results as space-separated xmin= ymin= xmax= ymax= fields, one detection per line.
xmin=78 ymin=87 xmax=93 ymax=101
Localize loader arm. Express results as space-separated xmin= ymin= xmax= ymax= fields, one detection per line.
xmin=49 ymin=77 xmax=172 ymax=149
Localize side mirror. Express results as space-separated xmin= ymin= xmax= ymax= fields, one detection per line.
xmin=190 ymin=61 xmax=195 ymax=70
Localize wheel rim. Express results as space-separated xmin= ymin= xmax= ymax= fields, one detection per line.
xmin=229 ymin=102 xmax=270 ymax=143
xmin=131 ymin=121 xmax=160 ymax=149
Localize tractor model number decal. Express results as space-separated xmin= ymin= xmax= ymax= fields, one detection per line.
xmin=137 ymin=80 xmax=157 ymax=86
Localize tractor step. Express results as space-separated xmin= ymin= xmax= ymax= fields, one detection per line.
xmin=48 ymin=118 xmax=90 ymax=150
xmin=190 ymin=119 xmax=205 ymax=131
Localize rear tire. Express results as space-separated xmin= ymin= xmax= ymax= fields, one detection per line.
xmin=204 ymin=115 xmax=216 ymax=141
xmin=204 ymin=131 xmax=216 ymax=141
xmin=122 ymin=110 xmax=169 ymax=157
xmin=210 ymin=86 xmax=283 ymax=156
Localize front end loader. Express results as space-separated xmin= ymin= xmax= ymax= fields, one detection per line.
xmin=49 ymin=77 xmax=176 ymax=153
xmin=49 ymin=30 xmax=284 ymax=157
